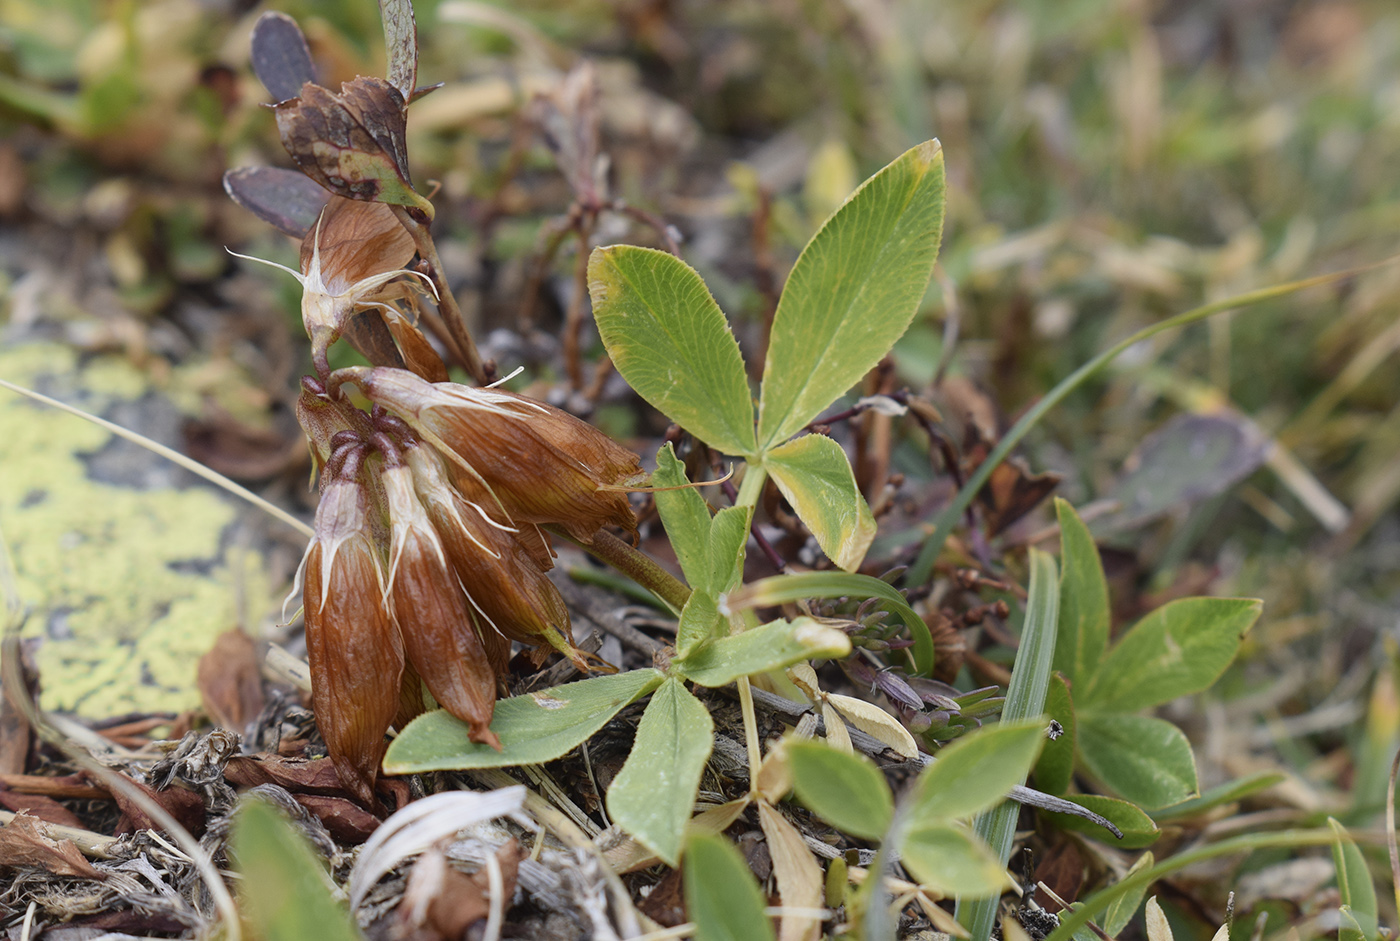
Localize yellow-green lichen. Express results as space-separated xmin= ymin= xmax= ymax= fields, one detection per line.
xmin=0 ymin=342 xmax=280 ymax=717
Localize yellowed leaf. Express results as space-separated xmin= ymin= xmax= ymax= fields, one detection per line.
xmin=1146 ymin=897 xmax=1174 ymax=941
xmin=821 ymin=701 xmax=853 ymax=754
xmin=756 ymin=745 xmax=793 ymax=805
xmin=759 ymin=802 xmax=823 ymax=941
xmin=827 ymin=694 xmax=918 ymax=759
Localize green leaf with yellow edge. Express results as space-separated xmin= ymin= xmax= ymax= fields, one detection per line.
xmin=910 ymin=719 xmax=1045 ymax=824
xmin=757 ymin=140 xmax=945 ymax=448
xmin=1032 ymin=673 xmax=1076 ymax=796
xmin=1054 ymin=498 xmax=1109 ymax=687
xmin=784 ymin=740 xmax=893 ymax=840
xmin=590 ymin=246 xmax=756 ymax=457
xmin=762 ymin=433 xmax=875 ymax=572
xmin=384 ymin=670 xmax=664 ymax=772
xmin=232 ymin=798 xmax=363 ymax=941
xmin=1041 ymin=794 xmax=1160 ymax=849
xmin=675 ymin=617 xmax=851 ymax=688
xmin=900 ymin=822 xmax=1009 ymax=898
xmin=684 ymin=832 xmax=776 ymax=941
xmin=606 ymin=678 xmax=714 ymax=866
xmin=1080 ymin=597 xmax=1261 ymax=713
xmin=1078 ymin=712 xmax=1197 ymax=810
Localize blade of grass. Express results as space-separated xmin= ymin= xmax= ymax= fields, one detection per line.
xmin=956 ymin=547 xmax=1059 ymax=941
xmin=907 ymin=265 xmax=1386 ymax=586
xmin=1044 ymin=829 xmax=1348 ymax=941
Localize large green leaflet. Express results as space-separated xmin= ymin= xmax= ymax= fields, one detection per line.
xmin=763 ymin=433 xmax=875 ymax=572
xmin=909 ymin=719 xmax=1045 ymax=824
xmin=606 ymin=677 xmax=714 ymax=866
xmin=589 ymin=247 xmax=756 ymax=457
xmin=785 ymin=740 xmax=893 ymax=840
xmin=383 ymin=670 xmax=664 ymax=772
xmin=1077 ymin=712 xmax=1198 ymax=810
xmin=232 ymin=799 xmax=362 ymax=941
xmin=1079 ymin=597 xmax=1261 ymax=713
xmin=757 ymin=140 xmax=945 ymax=448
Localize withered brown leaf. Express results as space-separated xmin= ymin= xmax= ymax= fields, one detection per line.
xmin=275 ymin=78 xmax=433 ymax=216
xmin=0 ymin=813 xmax=105 ymax=880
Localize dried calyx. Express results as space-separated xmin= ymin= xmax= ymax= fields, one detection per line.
xmin=294 ymin=374 xmax=641 ymax=805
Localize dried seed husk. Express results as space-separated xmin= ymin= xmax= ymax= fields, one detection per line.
xmin=303 ymin=478 xmax=403 ymax=807
xmin=384 ymin=465 xmax=500 ymax=748
xmin=405 ymin=445 xmax=587 ymax=671
xmin=346 ymin=366 xmax=643 ymax=541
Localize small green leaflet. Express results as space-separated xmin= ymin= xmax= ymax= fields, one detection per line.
xmin=685 ymin=832 xmax=776 ymax=941
xmin=606 ymin=678 xmax=714 ymax=866
xmin=1080 ymin=597 xmax=1261 ymax=713
xmin=675 ymin=616 xmax=851 ymax=687
xmin=900 ymin=822 xmax=1008 ymax=899
xmin=785 ymin=740 xmax=893 ymax=839
xmin=1077 ymin=712 xmax=1198 ymax=810
xmin=1053 ymin=498 xmax=1109 ymax=687
xmin=911 ymin=719 xmax=1045 ymax=824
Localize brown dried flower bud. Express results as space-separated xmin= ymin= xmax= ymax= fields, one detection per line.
xmin=405 ymin=445 xmax=586 ymax=671
xmin=301 ymin=467 xmax=403 ymax=808
xmin=336 ymin=366 xmax=644 ymax=541
xmin=274 ymin=77 xmax=434 ymax=218
xmin=382 ymin=462 xmax=500 ymax=749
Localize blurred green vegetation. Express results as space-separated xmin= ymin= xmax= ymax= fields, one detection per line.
xmin=3 ymin=0 xmax=1400 ymax=931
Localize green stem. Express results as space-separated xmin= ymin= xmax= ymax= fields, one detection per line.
xmin=906 ymin=266 xmax=1373 ymax=585
xmin=389 ymin=205 xmax=488 ymax=384
xmin=566 ymin=529 xmax=692 ymax=613
xmin=1045 ymin=828 xmax=1342 ymax=941
xmin=736 ymin=464 xmax=767 ymax=510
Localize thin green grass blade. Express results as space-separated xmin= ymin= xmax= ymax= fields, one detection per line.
xmin=906 ymin=267 xmax=1369 ymax=585
xmin=726 ymin=571 xmax=934 ymax=674
xmin=956 ymin=547 xmax=1059 ymax=941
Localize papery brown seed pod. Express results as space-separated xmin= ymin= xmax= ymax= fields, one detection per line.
xmin=405 ymin=445 xmax=587 ymax=672
xmin=339 ymin=366 xmax=644 ymax=542
xmin=302 ymin=474 xmax=403 ymax=808
xmin=383 ymin=463 xmax=501 ymax=748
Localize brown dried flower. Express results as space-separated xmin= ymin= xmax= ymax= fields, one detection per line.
xmin=334 ymin=366 xmax=645 ymax=542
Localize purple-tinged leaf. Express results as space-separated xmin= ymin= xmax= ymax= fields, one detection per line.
xmin=250 ymin=12 xmax=316 ymax=103
xmin=223 ymin=166 xmax=330 ymax=239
